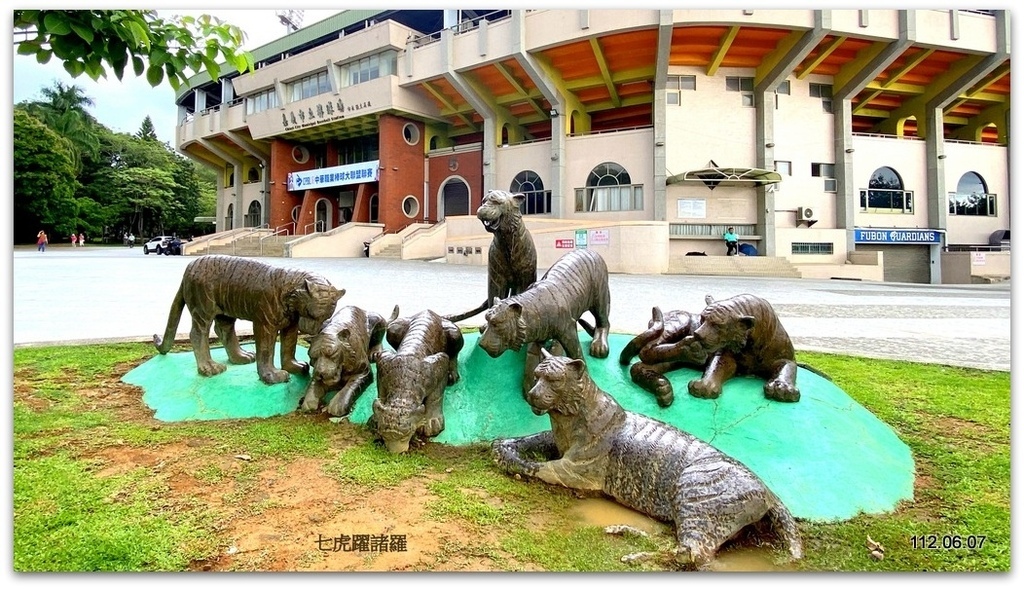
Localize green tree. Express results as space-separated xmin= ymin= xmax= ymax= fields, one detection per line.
xmin=18 ymin=80 xmax=102 ymax=172
xmin=112 ymin=166 xmax=178 ymax=236
xmin=13 ymin=108 xmax=81 ymax=242
xmin=13 ymin=10 xmax=254 ymax=90
xmin=137 ymin=116 xmax=159 ymax=142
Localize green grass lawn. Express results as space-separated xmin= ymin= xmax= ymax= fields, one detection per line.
xmin=11 ymin=343 xmax=1011 ymax=572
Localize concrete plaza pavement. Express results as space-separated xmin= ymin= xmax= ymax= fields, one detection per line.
xmin=10 ymin=245 xmax=1012 ymax=372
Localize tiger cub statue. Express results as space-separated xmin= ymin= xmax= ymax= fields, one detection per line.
xmin=154 ymin=255 xmax=345 ymax=385
xmin=478 ymin=248 xmax=611 ymax=396
xmin=299 ymin=304 xmax=398 ymax=417
xmin=492 ymin=348 xmax=803 ymax=569
xmin=370 ymin=309 xmax=465 ymax=454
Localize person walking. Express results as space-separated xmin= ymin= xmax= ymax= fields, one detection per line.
xmin=37 ymin=230 xmax=48 ymax=252
xmin=78 ymin=233 xmax=85 ymax=247
xmin=70 ymin=233 xmax=78 ymax=248
xmin=723 ymin=226 xmax=739 ymax=256
xmin=128 ymin=233 xmax=135 ymax=248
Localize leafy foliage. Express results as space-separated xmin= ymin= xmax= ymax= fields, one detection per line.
xmin=13 ymin=10 xmax=254 ymax=91
xmin=13 ymin=108 xmax=81 ymax=241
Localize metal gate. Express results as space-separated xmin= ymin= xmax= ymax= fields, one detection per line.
xmin=857 ymin=244 xmax=931 ymax=283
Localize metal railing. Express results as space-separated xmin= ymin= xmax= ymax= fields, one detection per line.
xmin=303 ymin=221 xmax=325 ymax=235
xmin=259 ymin=226 xmax=292 ymax=255
xmin=669 ymin=223 xmax=758 ymax=238
xmin=231 ymin=224 xmax=269 ymax=255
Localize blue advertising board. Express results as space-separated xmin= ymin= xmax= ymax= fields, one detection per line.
xmin=854 ymin=228 xmax=943 ymax=244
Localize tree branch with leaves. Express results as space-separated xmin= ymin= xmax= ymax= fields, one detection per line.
xmin=13 ymin=10 xmax=254 ymax=90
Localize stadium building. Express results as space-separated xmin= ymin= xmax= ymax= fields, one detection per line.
xmin=174 ymin=9 xmax=1010 ymax=283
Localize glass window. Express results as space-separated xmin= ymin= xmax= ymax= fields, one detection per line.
xmin=510 ymin=170 xmax=550 ymax=215
xmin=726 ymin=76 xmax=754 ymax=91
xmin=948 ymin=171 xmax=996 ymax=216
xmin=245 ymin=88 xmax=278 ymax=115
xmin=774 ymin=160 xmax=792 ymax=176
xmin=776 ymin=80 xmax=791 ymax=95
xmin=288 ymin=71 xmax=330 ymax=102
xmin=340 ymin=50 xmax=398 ymax=88
xmin=860 ymin=166 xmax=913 ymax=213
xmin=575 ymin=162 xmax=642 ymax=212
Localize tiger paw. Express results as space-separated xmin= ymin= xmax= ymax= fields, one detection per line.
xmin=687 ymin=379 xmax=721 ymax=399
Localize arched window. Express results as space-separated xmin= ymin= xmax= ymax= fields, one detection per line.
xmin=247 ymin=166 xmax=261 ymax=183
xmin=859 ymin=166 xmax=913 ymax=213
xmin=948 ymin=172 xmax=996 ymax=217
xmin=244 ymin=201 xmax=261 ymax=227
xmin=224 ymin=204 xmax=234 ymax=231
xmin=510 ymin=170 xmax=550 ymax=215
xmin=575 ymin=162 xmax=642 ymax=212
xmin=440 ymin=178 xmax=470 ymax=219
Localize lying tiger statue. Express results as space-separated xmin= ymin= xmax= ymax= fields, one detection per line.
xmin=445 ymin=190 xmax=537 ymax=323
xmin=299 ymin=304 xmax=398 ymax=417
xmin=153 ymin=255 xmax=345 ymax=385
xmin=666 ymin=294 xmax=802 ymax=403
xmin=492 ymin=348 xmax=803 ymax=569
xmin=370 ymin=309 xmax=465 ymax=453
xmin=478 ymin=248 xmax=611 ymax=396
xmin=618 ymin=306 xmax=706 ymax=407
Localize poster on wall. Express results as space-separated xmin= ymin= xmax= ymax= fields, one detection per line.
xmin=677 ymin=198 xmax=707 ymax=219
xmin=588 ymin=229 xmax=610 ymax=245
xmin=555 ymin=239 xmax=575 ymax=249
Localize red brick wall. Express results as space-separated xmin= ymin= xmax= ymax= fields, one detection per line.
xmin=427 ymin=151 xmax=483 ymax=219
xmin=378 ymin=114 xmax=427 ymax=232
xmin=268 ymin=140 xmax=316 ymax=234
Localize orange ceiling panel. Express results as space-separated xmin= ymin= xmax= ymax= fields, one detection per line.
xmin=597 ymin=29 xmax=659 ymax=72
xmin=540 ymin=40 xmax=601 ymax=81
xmin=466 ymin=64 xmax=518 ymax=98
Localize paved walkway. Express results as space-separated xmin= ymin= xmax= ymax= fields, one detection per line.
xmin=9 ymin=246 xmax=1012 ymax=371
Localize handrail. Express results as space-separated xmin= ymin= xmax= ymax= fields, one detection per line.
xmin=259 ymin=227 xmax=291 ymax=255
xmin=231 ymin=224 xmax=269 ymax=255
xmin=275 ymin=222 xmax=295 ymax=236
xmin=303 ymin=221 xmax=325 ymax=235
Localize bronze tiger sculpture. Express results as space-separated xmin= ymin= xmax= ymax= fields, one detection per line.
xmin=492 ymin=348 xmax=803 ymax=569
xmin=445 ymin=190 xmax=538 ymax=323
xmin=618 ymin=306 xmax=706 ymax=407
xmin=370 ymin=309 xmax=465 ymax=453
xmin=153 ymin=255 xmax=345 ymax=385
xmin=299 ymin=304 xmax=398 ymax=417
xmin=478 ymin=248 xmax=611 ymax=396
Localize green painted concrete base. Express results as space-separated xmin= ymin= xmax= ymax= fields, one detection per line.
xmin=123 ymin=333 xmax=915 ymax=522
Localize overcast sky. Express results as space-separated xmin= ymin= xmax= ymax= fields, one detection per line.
xmin=11 ymin=9 xmax=340 ymax=144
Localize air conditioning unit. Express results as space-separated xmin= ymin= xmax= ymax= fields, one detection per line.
xmin=796 ymin=206 xmax=818 ymax=227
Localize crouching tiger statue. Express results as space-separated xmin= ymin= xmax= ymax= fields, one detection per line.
xmin=492 ymin=348 xmax=803 ymax=569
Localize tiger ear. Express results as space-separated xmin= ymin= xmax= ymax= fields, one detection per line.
xmin=567 ymin=358 xmax=587 ymax=379
xmin=339 ymin=328 xmax=350 ymax=340
xmin=509 ymin=302 xmax=523 ymax=316
xmin=739 ymin=315 xmax=756 ymax=331
xmin=512 ymin=192 xmax=526 ymax=206
xmin=492 ymin=296 xmax=502 ymax=307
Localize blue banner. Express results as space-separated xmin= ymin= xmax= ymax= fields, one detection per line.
xmin=854 ymin=228 xmax=943 ymax=244
xmin=287 ymin=160 xmax=380 ymax=192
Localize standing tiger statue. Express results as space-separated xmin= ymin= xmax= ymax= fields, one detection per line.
xmin=153 ymin=255 xmax=345 ymax=385
xmin=478 ymin=248 xmax=611 ymax=396
xmin=663 ymin=294 xmax=803 ymax=403
xmin=445 ymin=190 xmax=537 ymax=323
xmin=492 ymin=348 xmax=803 ymax=569
xmin=370 ymin=309 xmax=465 ymax=454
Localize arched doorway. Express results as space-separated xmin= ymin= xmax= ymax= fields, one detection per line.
xmin=369 ymin=193 xmax=379 ymax=224
xmin=224 ymin=204 xmax=234 ymax=231
xmin=439 ymin=177 xmax=470 ymax=220
xmin=245 ymin=201 xmax=261 ymax=227
xmin=315 ymin=198 xmax=331 ymax=232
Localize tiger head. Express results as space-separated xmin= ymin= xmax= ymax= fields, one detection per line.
xmin=308 ymin=328 xmax=364 ymax=387
xmin=478 ymin=297 xmax=527 ymax=357
xmin=525 ymin=350 xmax=591 ymax=417
xmin=287 ymin=278 xmax=345 ymax=325
xmin=688 ymin=301 xmax=756 ymax=355
xmin=372 ymin=351 xmax=449 ymax=453
xmin=476 ymin=190 xmax=526 ymax=235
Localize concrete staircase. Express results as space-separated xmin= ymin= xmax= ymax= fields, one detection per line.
xmin=203 ymin=235 xmax=291 ymax=257
xmin=668 ymin=255 xmax=803 ymax=278
xmin=374 ymin=243 xmax=403 ymax=259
